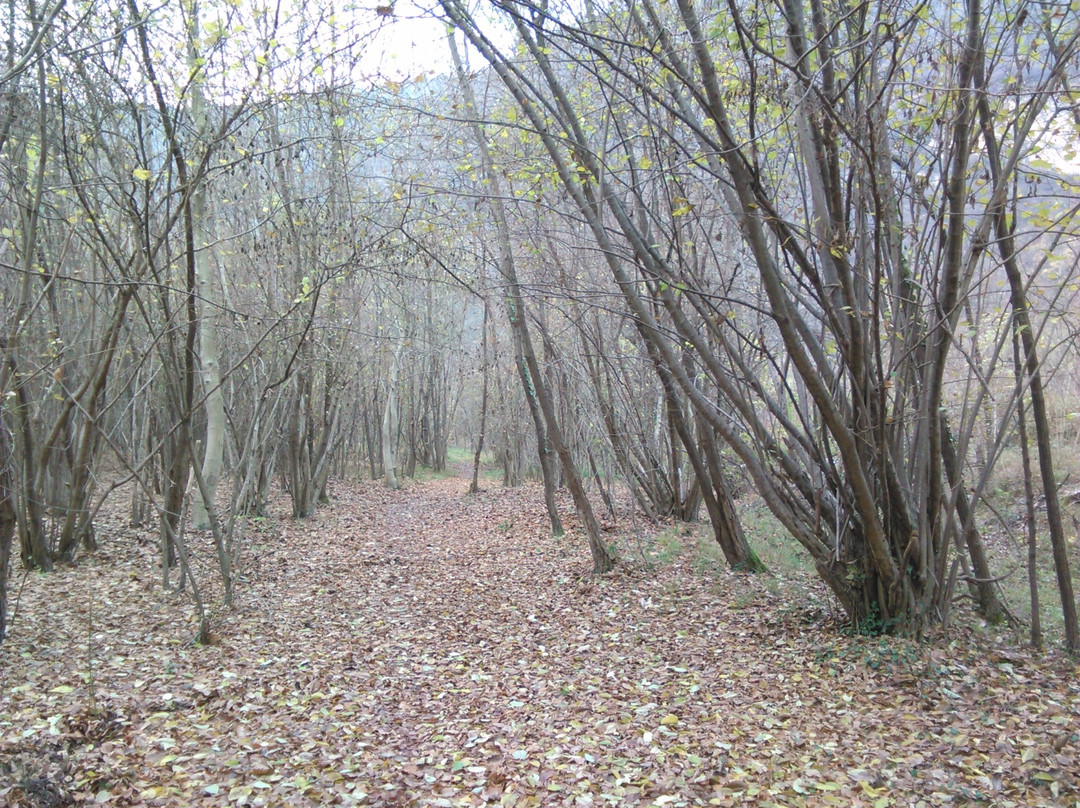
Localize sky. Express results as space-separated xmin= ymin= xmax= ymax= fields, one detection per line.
xmin=365 ymin=0 xmax=455 ymax=79
xmin=361 ymin=0 xmax=519 ymax=83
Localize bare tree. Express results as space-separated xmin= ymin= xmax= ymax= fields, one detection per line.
xmin=450 ymin=30 xmax=612 ymax=570
xmin=442 ymin=0 xmax=1079 ymax=634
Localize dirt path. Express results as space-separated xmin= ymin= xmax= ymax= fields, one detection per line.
xmin=1 ymin=476 xmax=1078 ymax=806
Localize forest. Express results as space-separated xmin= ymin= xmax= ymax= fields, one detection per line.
xmin=1 ymin=0 xmax=1080 ymax=804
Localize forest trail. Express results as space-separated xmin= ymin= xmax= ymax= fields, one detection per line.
xmin=2 ymin=475 xmax=1078 ymax=807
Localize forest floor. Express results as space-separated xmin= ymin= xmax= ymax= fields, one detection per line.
xmin=1 ymin=472 xmax=1079 ymax=807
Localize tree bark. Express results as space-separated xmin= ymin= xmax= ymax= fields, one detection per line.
xmin=940 ymin=415 xmax=1003 ymax=623
xmin=185 ymin=1 xmax=225 ymax=531
xmin=382 ymin=343 xmax=404 ymax=490
xmin=470 ymin=299 xmax=490 ymax=495
xmin=1014 ymin=329 xmax=1042 ymax=649
xmin=0 ymin=419 xmax=15 ymax=643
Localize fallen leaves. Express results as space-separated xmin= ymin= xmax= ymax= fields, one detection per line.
xmin=1 ymin=474 xmax=1078 ymax=806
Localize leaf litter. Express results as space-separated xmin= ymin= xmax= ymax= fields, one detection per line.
xmin=1 ymin=475 xmax=1078 ymax=807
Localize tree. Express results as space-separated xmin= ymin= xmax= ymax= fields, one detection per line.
xmin=450 ymin=29 xmax=613 ymax=572
xmin=442 ymin=0 xmax=1079 ymax=634
xmin=187 ymin=0 xmax=227 ymax=533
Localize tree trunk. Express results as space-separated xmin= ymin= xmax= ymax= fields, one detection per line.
xmin=449 ymin=33 xmax=619 ymax=565
xmin=940 ymin=415 xmax=1003 ymax=623
xmin=382 ymin=343 xmax=403 ymax=490
xmin=3 ymin=348 xmax=51 ymax=571
xmin=2 ymin=53 xmax=52 ymax=572
xmin=131 ymin=0 xmax=201 ymax=588
xmin=1015 ymin=329 xmax=1042 ymax=649
xmin=470 ymin=299 xmax=490 ymax=495
xmin=697 ymin=413 xmax=764 ymax=572
xmin=363 ymin=381 xmax=378 ymax=481
xmin=0 ymin=419 xmax=15 ymax=643
xmin=188 ymin=3 xmax=225 ymax=532
xmin=54 ymin=291 xmax=132 ymax=561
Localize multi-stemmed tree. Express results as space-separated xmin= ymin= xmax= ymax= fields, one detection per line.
xmin=441 ymin=0 xmax=1079 ymax=640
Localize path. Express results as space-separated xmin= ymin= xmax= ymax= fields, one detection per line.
xmin=1 ymin=475 xmax=1077 ymax=806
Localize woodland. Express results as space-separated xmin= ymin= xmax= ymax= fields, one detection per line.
xmin=1 ymin=0 xmax=1080 ymax=804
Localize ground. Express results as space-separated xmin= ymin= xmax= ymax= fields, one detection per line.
xmin=1 ymin=474 xmax=1078 ymax=807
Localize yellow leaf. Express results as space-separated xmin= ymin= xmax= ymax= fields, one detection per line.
xmin=132 ymin=168 xmax=152 ymax=181
xmin=660 ymin=714 xmax=679 ymax=725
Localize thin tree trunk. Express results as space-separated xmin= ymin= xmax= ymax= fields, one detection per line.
xmin=583 ymin=321 xmax=659 ymax=522
xmin=1015 ymin=328 xmax=1042 ymax=650
xmin=514 ymin=313 xmax=563 ymax=534
xmin=383 ymin=343 xmax=404 ymax=490
xmin=587 ymin=445 xmax=616 ymax=521
xmin=940 ymin=414 xmax=1003 ymax=623
xmin=0 ymin=419 xmax=15 ymax=643
xmin=363 ymin=381 xmax=378 ymax=481
xmin=3 ymin=348 xmax=50 ymax=571
xmin=189 ymin=433 xmax=231 ymax=606
xmin=55 ymin=291 xmax=133 ymax=561
xmin=449 ymin=34 xmax=620 ymax=564
xmin=130 ymin=0 xmax=200 ymax=588
xmin=526 ymin=326 xmax=614 ymax=572
xmin=698 ymin=412 xmax=764 ymax=572
xmin=2 ymin=43 xmax=51 ymax=572
xmin=470 ymin=299 xmax=490 ymax=495
xmin=188 ymin=2 xmax=225 ymax=531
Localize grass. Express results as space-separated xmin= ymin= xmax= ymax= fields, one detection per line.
xmin=735 ymin=500 xmax=813 ymax=576
xmin=480 ymin=467 xmax=505 ymax=483
xmin=618 ymin=501 xmax=814 ymax=577
xmin=406 ymin=447 xmax=498 ymax=483
xmin=620 ymin=504 xmax=821 ymax=618
xmin=445 ymin=446 xmax=479 ymax=465
xmin=607 ymin=517 xmax=832 ymax=636
xmin=409 ymin=466 xmax=456 ymax=483
xmin=633 ymin=523 xmax=687 ymax=565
